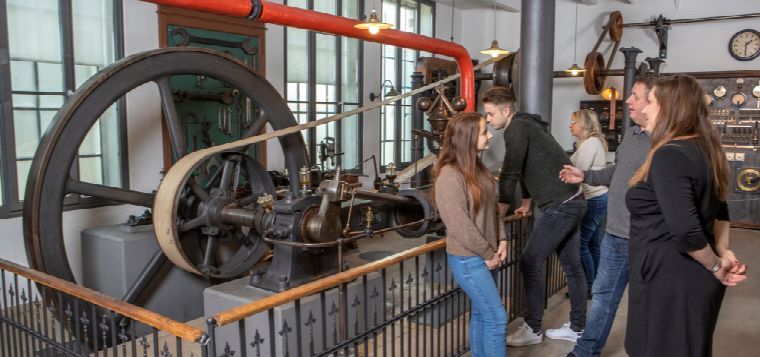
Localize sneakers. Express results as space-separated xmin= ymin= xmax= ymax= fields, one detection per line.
xmin=507 ymin=322 xmax=543 ymax=347
xmin=545 ymin=322 xmax=583 ymax=343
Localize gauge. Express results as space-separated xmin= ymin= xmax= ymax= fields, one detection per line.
xmin=704 ymin=94 xmax=714 ymax=106
xmin=736 ymin=168 xmax=760 ymax=192
xmin=714 ymin=86 xmax=727 ymax=98
xmin=753 ymin=84 xmax=760 ymax=98
xmin=731 ymin=92 xmax=747 ymax=107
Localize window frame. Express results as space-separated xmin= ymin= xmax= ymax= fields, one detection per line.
xmin=0 ymin=0 xmax=127 ymax=217
xmin=284 ymin=0 xmax=365 ymax=173
xmin=380 ymin=0 xmax=435 ymax=170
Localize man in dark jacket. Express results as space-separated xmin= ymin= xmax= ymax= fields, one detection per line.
xmin=482 ymin=86 xmax=587 ymax=346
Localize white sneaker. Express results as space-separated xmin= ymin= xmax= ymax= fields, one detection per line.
xmin=545 ymin=322 xmax=583 ymax=343
xmin=507 ymin=322 xmax=543 ymax=347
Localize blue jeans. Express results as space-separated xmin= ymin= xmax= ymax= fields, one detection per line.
xmin=571 ymin=233 xmax=629 ymax=357
xmin=447 ymin=254 xmax=507 ymax=357
xmin=580 ymin=193 xmax=608 ymax=291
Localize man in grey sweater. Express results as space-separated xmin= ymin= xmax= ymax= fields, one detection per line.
xmin=482 ymin=87 xmax=587 ymax=347
xmin=559 ymin=75 xmax=655 ymax=357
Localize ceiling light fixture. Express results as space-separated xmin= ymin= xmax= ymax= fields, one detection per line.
xmin=354 ymin=9 xmax=392 ymax=35
xmin=480 ymin=5 xmax=510 ymax=58
xmin=564 ymin=0 xmax=585 ymax=76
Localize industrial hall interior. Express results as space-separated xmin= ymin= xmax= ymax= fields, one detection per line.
xmin=0 ymin=0 xmax=759 ymax=356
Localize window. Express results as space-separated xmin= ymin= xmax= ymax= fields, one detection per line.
xmin=380 ymin=0 xmax=434 ymax=168
xmin=0 ymin=0 xmax=125 ymax=215
xmin=285 ymin=0 xmax=363 ymax=172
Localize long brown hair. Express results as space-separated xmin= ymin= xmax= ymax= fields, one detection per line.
xmin=433 ymin=112 xmax=490 ymax=212
xmin=630 ymin=75 xmax=729 ymax=199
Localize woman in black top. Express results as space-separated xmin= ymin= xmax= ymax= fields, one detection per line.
xmin=625 ymin=75 xmax=747 ymax=357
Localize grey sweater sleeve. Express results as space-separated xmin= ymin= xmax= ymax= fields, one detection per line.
xmin=584 ymin=164 xmax=616 ymax=187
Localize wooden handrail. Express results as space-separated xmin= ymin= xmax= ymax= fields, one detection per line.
xmin=0 ymin=258 xmax=206 ymax=343
xmin=214 ymin=214 xmax=531 ymax=326
xmin=214 ymin=239 xmax=445 ymax=326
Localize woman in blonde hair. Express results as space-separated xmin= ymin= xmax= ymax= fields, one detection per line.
xmin=434 ymin=112 xmax=507 ymax=357
xmin=567 ymin=109 xmax=608 ymax=297
xmin=625 ymin=75 xmax=747 ymax=356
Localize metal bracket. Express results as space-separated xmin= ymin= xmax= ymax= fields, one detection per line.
xmin=654 ymin=15 xmax=670 ymax=59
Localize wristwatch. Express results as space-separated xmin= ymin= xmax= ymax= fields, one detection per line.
xmin=710 ymin=258 xmax=722 ymax=274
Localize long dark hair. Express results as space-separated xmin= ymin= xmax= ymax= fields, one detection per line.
xmin=433 ymin=112 xmax=489 ymax=212
xmin=630 ymin=75 xmax=729 ymax=199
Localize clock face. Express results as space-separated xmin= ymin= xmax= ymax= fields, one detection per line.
xmin=729 ymin=29 xmax=760 ymax=61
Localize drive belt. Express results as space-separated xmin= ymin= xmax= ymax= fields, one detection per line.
xmin=584 ymin=11 xmax=624 ymax=95
xmin=153 ymin=55 xmax=505 ymax=274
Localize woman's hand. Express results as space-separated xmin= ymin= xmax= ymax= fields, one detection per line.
xmin=496 ymin=241 xmax=508 ymax=263
xmin=720 ymin=249 xmax=737 ymax=267
xmin=485 ymin=253 xmax=502 ymax=270
xmin=714 ymin=255 xmax=748 ymax=286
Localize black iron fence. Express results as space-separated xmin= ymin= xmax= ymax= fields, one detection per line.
xmin=0 ymin=259 xmax=207 ymax=356
xmin=204 ymin=214 xmax=568 ymax=357
xmin=0 ymin=214 xmax=570 ymax=356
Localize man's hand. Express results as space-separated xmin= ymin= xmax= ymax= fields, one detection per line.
xmin=496 ymin=241 xmax=508 ymax=263
xmin=559 ymin=165 xmax=584 ymax=184
xmin=485 ymin=253 xmax=502 ymax=270
xmin=514 ymin=198 xmax=532 ymax=217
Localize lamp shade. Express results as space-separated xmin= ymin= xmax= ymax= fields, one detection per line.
xmin=480 ymin=40 xmax=510 ymax=58
xmin=354 ymin=9 xmax=393 ymax=34
xmin=600 ymin=87 xmax=621 ymax=100
xmin=564 ymin=63 xmax=585 ymax=76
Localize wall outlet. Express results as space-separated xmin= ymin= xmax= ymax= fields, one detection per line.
xmin=726 ymin=152 xmax=735 ymax=161
xmin=735 ymin=152 xmax=746 ymax=161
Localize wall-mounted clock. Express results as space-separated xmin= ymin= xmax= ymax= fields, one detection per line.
xmin=729 ymin=29 xmax=760 ymax=61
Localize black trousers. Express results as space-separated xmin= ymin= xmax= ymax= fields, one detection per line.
xmin=521 ymin=196 xmax=587 ymax=332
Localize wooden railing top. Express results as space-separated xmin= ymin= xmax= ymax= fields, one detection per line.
xmin=0 ymin=258 xmax=207 ymax=343
xmin=214 ymin=214 xmax=530 ymax=326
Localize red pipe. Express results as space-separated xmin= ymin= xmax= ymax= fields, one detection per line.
xmin=142 ymin=0 xmax=476 ymax=111
xmin=142 ymin=0 xmax=252 ymax=17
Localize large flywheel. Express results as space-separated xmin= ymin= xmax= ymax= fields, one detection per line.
xmin=23 ymin=47 xmax=307 ymax=292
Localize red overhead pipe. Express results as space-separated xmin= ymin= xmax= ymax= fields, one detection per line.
xmin=142 ymin=0 xmax=253 ymax=17
xmin=141 ymin=0 xmax=476 ymax=111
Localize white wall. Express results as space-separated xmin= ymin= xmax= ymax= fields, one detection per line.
xmin=4 ymin=0 xmax=760 ymax=272
xmin=550 ymin=0 xmax=760 ymax=149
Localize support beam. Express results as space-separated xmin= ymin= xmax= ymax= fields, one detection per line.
xmin=620 ymin=47 xmax=642 ymax=130
xmin=519 ymin=0 xmax=555 ymax=126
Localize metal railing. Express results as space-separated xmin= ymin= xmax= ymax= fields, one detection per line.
xmin=0 ymin=213 xmax=570 ymax=356
xmin=0 ymin=258 xmax=208 ymax=357
xmin=203 ymin=214 xmax=568 ymax=357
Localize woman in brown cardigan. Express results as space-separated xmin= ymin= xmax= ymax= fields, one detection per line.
xmin=434 ymin=112 xmax=507 ymax=357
